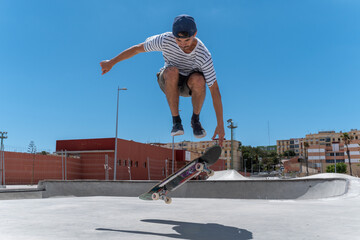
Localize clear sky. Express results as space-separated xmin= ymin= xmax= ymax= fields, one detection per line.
xmin=1 ymin=0 xmax=360 ymax=152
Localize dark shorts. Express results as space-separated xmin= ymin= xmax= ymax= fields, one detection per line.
xmin=157 ymin=68 xmax=204 ymax=97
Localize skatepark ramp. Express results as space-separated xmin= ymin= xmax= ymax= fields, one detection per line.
xmin=35 ymin=177 xmax=350 ymax=200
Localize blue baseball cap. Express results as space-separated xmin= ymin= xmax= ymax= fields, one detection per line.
xmin=172 ymin=14 xmax=197 ymax=38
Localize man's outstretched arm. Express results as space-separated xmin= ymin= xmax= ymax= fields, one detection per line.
xmin=100 ymin=43 xmax=145 ymax=75
xmin=208 ymin=81 xmax=225 ymax=146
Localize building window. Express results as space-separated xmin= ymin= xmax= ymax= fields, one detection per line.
xmin=135 ymin=161 xmax=138 ymax=167
xmin=326 ymin=160 xmax=345 ymax=163
xmin=143 ymin=162 xmax=147 ymax=168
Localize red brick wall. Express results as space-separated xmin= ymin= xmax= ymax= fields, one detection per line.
xmin=283 ymin=156 xmax=300 ymax=173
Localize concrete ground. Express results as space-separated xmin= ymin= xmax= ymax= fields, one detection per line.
xmin=0 ymin=174 xmax=359 ymax=240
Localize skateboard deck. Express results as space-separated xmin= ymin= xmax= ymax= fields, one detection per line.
xmin=139 ymin=145 xmax=222 ymax=204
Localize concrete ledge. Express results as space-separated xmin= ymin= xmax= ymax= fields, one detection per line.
xmin=38 ymin=178 xmax=349 ymax=200
xmin=0 ymin=188 xmax=45 ymax=200
xmin=39 ymin=180 xmax=158 ymax=198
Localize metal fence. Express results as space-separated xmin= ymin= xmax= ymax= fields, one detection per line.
xmin=0 ymin=150 xmax=190 ymax=185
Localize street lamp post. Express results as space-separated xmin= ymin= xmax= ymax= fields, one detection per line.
xmin=114 ymin=87 xmax=127 ymax=181
xmin=227 ymin=119 xmax=237 ymax=170
xmin=0 ymin=131 xmax=8 ymax=186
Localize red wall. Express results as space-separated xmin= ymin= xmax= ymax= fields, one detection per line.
xmin=56 ymin=138 xmax=185 ymax=180
xmin=1 ymin=138 xmax=224 ymax=185
xmin=2 ymin=151 xmax=80 ymax=185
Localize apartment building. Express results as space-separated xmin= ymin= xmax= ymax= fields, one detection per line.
xmin=163 ymin=140 xmax=242 ymax=170
xmin=277 ymin=129 xmax=360 ymax=157
xmin=307 ymin=140 xmax=360 ymax=173
xmin=277 ymin=138 xmax=305 ymax=157
xmin=278 ymin=129 xmax=360 ymax=175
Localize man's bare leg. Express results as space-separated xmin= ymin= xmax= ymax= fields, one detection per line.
xmin=163 ymin=67 xmax=184 ymax=136
xmin=187 ymin=73 xmax=206 ymax=114
xmin=187 ymin=73 xmax=207 ymax=138
xmin=163 ymin=67 xmax=180 ymax=116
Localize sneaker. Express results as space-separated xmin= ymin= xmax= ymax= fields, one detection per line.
xmin=191 ymin=119 xmax=207 ymax=138
xmin=171 ymin=122 xmax=184 ymax=136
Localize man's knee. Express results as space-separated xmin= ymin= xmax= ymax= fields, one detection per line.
xmin=163 ymin=67 xmax=179 ymax=83
xmin=188 ymin=73 xmax=206 ymax=90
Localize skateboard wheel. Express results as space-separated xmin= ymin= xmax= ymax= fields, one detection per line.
xmin=164 ymin=197 xmax=172 ymax=204
xmin=152 ymin=192 xmax=160 ymax=200
xmin=195 ymin=163 xmax=204 ymax=171
xmin=208 ymin=169 xmax=215 ymax=177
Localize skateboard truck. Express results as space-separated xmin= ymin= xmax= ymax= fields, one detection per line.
xmin=195 ymin=162 xmax=215 ymax=177
xmin=151 ymin=189 xmax=172 ymax=204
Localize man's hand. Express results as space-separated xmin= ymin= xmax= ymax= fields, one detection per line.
xmin=100 ymin=60 xmax=113 ymax=75
xmin=212 ymin=124 xmax=225 ymax=146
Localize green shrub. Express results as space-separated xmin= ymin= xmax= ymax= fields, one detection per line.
xmin=326 ymin=163 xmax=347 ymax=173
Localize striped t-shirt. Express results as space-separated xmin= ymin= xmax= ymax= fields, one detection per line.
xmin=144 ymin=32 xmax=217 ymax=87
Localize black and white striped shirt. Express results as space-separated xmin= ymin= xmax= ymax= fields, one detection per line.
xmin=144 ymin=32 xmax=217 ymax=87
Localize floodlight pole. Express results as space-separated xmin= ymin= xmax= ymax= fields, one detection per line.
xmin=227 ymin=119 xmax=237 ymax=170
xmin=114 ymin=87 xmax=127 ymax=181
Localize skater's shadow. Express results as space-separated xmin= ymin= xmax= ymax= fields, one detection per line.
xmin=96 ymin=219 xmax=253 ymax=240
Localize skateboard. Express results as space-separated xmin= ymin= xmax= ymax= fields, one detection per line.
xmin=139 ymin=145 xmax=222 ymax=204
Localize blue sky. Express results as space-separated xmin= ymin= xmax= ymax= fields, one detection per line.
xmin=1 ymin=0 xmax=360 ymax=152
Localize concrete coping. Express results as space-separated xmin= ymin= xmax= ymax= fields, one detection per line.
xmin=37 ymin=177 xmax=350 ymax=200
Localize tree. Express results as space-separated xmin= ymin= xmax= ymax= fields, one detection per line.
xmin=41 ymin=151 xmax=49 ymax=155
xmin=283 ymin=150 xmax=296 ymax=158
xmin=241 ymin=146 xmax=282 ymax=174
xmin=27 ymin=141 xmax=37 ymax=185
xmin=253 ymin=147 xmax=265 ymax=173
xmin=262 ymin=151 xmax=279 ymax=172
xmin=241 ymin=146 xmax=267 ymax=173
xmin=27 ymin=141 xmax=37 ymax=154
xmin=341 ymin=133 xmax=353 ymax=176
xmin=241 ymin=146 xmax=255 ymax=172
xmin=304 ymin=142 xmax=309 ymax=176
xmin=326 ymin=163 xmax=347 ymax=174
